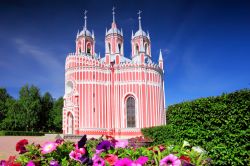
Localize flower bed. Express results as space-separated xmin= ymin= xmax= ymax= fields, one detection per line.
xmin=0 ymin=135 xmax=211 ymax=166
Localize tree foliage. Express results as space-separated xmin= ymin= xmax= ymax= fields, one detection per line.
xmin=0 ymin=85 xmax=63 ymax=132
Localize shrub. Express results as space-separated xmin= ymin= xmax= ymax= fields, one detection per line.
xmin=0 ymin=130 xmax=45 ymax=136
xmin=142 ymin=89 xmax=250 ymax=165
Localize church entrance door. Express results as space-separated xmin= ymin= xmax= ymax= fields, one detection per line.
xmin=67 ymin=113 xmax=74 ymax=134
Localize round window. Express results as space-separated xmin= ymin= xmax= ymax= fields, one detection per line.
xmin=66 ymin=81 xmax=73 ymax=94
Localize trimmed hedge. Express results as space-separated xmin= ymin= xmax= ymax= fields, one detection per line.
xmin=0 ymin=131 xmax=45 ymax=136
xmin=142 ymin=89 xmax=250 ymax=165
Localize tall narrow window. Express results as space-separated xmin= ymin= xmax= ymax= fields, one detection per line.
xmin=87 ymin=43 xmax=91 ymax=54
xmin=108 ymin=43 xmax=111 ymax=53
xmin=127 ymin=96 xmax=135 ymax=127
xmin=145 ymin=43 xmax=148 ymax=55
xmin=135 ymin=44 xmax=139 ymax=55
xmin=118 ymin=43 xmax=121 ymax=54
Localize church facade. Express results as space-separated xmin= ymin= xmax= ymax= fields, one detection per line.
xmin=63 ymin=9 xmax=166 ymax=138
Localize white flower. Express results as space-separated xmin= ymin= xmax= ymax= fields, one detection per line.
xmin=182 ymin=141 xmax=190 ymax=148
xmin=192 ymin=146 xmax=206 ymax=154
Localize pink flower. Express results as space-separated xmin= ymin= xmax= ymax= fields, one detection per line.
xmin=160 ymin=154 xmax=181 ymax=166
xmin=93 ymin=157 xmax=105 ymax=166
xmin=115 ymin=158 xmax=133 ymax=166
xmin=26 ymin=161 xmax=35 ymax=166
xmin=69 ymin=150 xmax=82 ymax=161
xmin=41 ymin=142 xmax=58 ymax=154
xmin=115 ymin=140 xmax=128 ymax=148
xmin=104 ymin=154 xmax=118 ymax=165
xmin=134 ymin=156 xmax=148 ymax=165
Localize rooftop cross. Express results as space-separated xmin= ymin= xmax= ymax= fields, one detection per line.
xmin=84 ymin=10 xmax=88 ymax=30
xmin=138 ymin=10 xmax=142 ymax=30
xmin=112 ymin=6 xmax=116 ymax=23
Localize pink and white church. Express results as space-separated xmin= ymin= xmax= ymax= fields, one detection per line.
xmin=63 ymin=9 xmax=166 ymax=138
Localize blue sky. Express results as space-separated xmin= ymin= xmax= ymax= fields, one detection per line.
xmin=0 ymin=0 xmax=249 ymax=106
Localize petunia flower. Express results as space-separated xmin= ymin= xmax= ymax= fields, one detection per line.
xmin=96 ymin=140 xmax=111 ymax=151
xmin=55 ymin=138 xmax=64 ymax=145
xmin=41 ymin=142 xmax=58 ymax=154
xmin=50 ymin=160 xmax=60 ymax=166
xmin=115 ymin=158 xmax=133 ymax=166
xmin=69 ymin=150 xmax=82 ymax=161
xmin=115 ymin=140 xmax=128 ymax=148
xmin=16 ymin=139 xmax=28 ymax=154
xmin=134 ymin=156 xmax=148 ymax=165
xmin=192 ymin=146 xmax=206 ymax=154
xmin=104 ymin=154 xmax=118 ymax=165
xmin=160 ymin=154 xmax=181 ymax=166
xmin=78 ymin=135 xmax=87 ymax=148
xmin=93 ymin=157 xmax=105 ymax=166
xmin=182 ymin=141 xmax=190 ymax=148
xmin=26 ymin=161 xmax=35 ymax=166
xmin=0 ymin=160 xmax=6 ymax=166
xmin=180 ymin=156 xmax=191 ymax=163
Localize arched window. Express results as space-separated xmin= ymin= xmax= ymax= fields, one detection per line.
xmin=67 ymin=112 xmax=74 ymax=134
xmin=127 ymin=96 xmax=135 ymax=128
xmin=108 ymin=43 xmax=111 ymax=53
xmin=145 ymin=43 xmax=148 ymax=55
xmin=87 ymin=43 xmax=91 ymax=54
xmin=135 ymin=44 xmax=139 ymax=55
xmin=118 ymin=43 xmax=121 ymax=54
xmin=79 ymin=48 xmax=81 ymax=53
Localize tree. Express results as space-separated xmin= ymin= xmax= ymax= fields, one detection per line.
xmin=49 ymin=97 xmax=63 ymax=132
xmin=1 ymin=98 xmax=23 ymax=130
xmin=0 ymin=88 xmax=12 ymax=128
xmin=18 ymin=84 xmax=42 ymax=131
xmin=40 ymin=92 xmax=53 ymax=130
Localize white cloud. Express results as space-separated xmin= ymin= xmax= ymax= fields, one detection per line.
xmin=10 ymin=38 xmax=65 ymax=98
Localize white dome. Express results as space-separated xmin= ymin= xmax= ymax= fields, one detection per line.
xmin=133 ymin=29 xmax=147 ymax=38
xmin=78 ymin=29 xmax=92 ymax=38
xmin=106 ymin=28 xmax=122 ymax=36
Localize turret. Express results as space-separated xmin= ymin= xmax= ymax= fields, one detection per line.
xmin=131 ymin=10 xmax=151 ymax=64
xmin=75 ymin=10 xmax=95 ymax=56
xmin=105 ymin=7 xmax=124 ymax=64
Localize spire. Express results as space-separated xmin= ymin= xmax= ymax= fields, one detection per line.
xmin=92 ymin=30 xmax=95 ymax=38
xmin=121 ymin=28 xmax=123 ymax=36
xmin=159 ymin=49 xmax=163 ymax=61
xmin=112 ymin=6 xmax=116 ymax=23
xmin=98 ymin=52 xmax=101 ymax=59
xmin=147 ymin=31 xmax=150 ymax=39
xmin=106 ymin=28 xmax=108 ymax=35
xmin=84 ymin=10 xmax=88 ymax=30
xmin=131 ymin=30 xmax=134 ymax=39
xmin=137 ymin=10 xmax=142 ymax=30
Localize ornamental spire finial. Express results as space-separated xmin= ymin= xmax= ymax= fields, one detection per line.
xmin=112 ymin=6 xmax=116 ymax=23
xmin=84 ymin=10 xmax=88 ymax=30
xmin=137 ymin=10 xmax=142 ymax=30
xmin=159 ymin=49 xmax=163 ymax=61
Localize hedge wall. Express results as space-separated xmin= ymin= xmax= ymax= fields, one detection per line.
xmin=142 ymin=89 xmax=250 ymax=165
xmin=0 ymin=131 xmax=45 ymax=136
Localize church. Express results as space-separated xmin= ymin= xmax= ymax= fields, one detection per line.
xmin=63 ymin=9 xmax=166 ymax=138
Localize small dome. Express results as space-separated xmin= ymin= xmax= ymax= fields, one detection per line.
xmin=133 ymin=29 xmax=147 ymax=38
xmin=106 ymin=27 xmax=123 ymax=36
xmin=77 ymin=29 xmax=92 ymax=38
